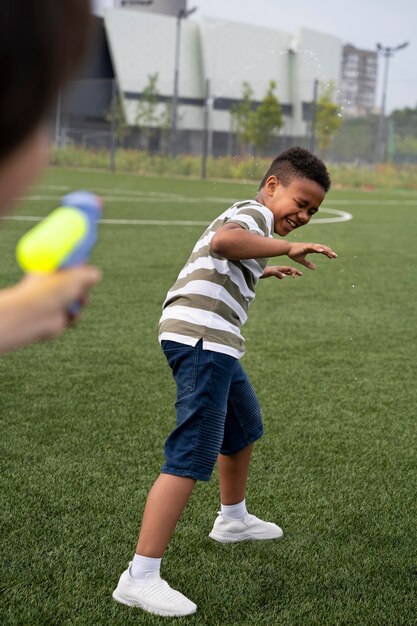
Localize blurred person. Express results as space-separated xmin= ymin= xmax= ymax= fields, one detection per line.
xmin=0 ymin=0 xmax=101 ymax=353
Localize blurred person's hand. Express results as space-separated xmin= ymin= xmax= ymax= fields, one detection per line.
xmin=0 ymin=265 xmax=101 ymax=353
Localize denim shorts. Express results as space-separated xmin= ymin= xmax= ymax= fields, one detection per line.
xmin=160 ymin=339 xmax=264 ymax=482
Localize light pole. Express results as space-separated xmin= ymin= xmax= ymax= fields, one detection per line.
xmin=309 ymin=78 xmax=319 ymax=153
xmin=171 ymin=5 xmax=197 ymax=156
xmin=375 ymin=41 xmax=408 ymax=162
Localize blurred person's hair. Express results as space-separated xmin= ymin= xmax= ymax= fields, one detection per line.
xmin=259 ymin=147 xmax=331 ymax=192
xmin=0 ymin=0 xmax=92 ymax=161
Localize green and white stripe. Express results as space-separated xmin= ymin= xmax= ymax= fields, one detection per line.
xmin=158 ymin=200 xmax=274 ymax=358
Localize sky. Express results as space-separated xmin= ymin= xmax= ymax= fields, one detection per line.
xmin=93 ymin=0 xmax=416 ymax=112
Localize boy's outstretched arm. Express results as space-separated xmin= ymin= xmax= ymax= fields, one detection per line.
xmin=210 ymin=223 xmax=337 ymax=268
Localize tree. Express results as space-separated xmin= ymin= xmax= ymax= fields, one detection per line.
xmin=251 ymin=80 xmax=283 ymax=152
xmin=330 ymin=115 xmax=378 ymax=162
xmin=390 ymin=106 xmax=417 ymax=161
xmin=330 ymin=105 xmax=417 ymax=163
xmin=136 ymin=73 xmax=165 ymax=153
xmin=390 ymin=106 xmax=417 ymax=140
xmin=159 ymin=99 xmax=183 ymax=153
xmin=105 ymin=95 xmax=131 ymax=147
xmin=315 ymin=82 xmax=343 ymax=155
xmin=231 ymin=82 xmax=255 ymax=157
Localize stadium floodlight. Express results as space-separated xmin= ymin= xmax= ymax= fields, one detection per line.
xmin=171 ymin=5 xmax=198 ymax=156
xmin=394 ymin=41 xmax=409 ymax=51
xmin=375 ymin=42 xmax=409 ymax=162
xmin=179 ymin=6 xmax=197 ymax=18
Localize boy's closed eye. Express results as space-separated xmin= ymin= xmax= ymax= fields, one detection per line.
xmin=294 ymin=198 xmax=318 ymax=214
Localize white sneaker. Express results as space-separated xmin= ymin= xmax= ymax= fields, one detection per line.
xmin=112 ymin=564 xmax=197 ymax=617
xmin=209 ymin=512 xmax=283 ymax=543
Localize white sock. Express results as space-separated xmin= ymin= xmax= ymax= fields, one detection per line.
xmin=221 ymin=499 xmax=248 ymax=520
xmin=130 ymin=554 xmax=162 ymax=581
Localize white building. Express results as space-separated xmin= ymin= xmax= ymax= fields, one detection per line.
xmin=102 ymin=6 xmax=343 ymax=153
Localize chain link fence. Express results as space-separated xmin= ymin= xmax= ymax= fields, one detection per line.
xmin=51 ymin=78 xmax=417 ymax=174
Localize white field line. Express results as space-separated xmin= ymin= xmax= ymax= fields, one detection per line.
xmin=313 ymin=208 xmax=352 ymax=224
xmin=22 ymin=187 xmax=417 ymax=208
xmin=36 ymin=184 xmax=417 ymax=202
xmin=37 ymin=183 xmax=417 ymax=196
xmin=26 ymin=195 xmax=231 ymax=204
xmin=11 ymin=186 xmax=354 ymax=225
xmin=0 ymin=216 xmax=207 ymax=226
xmin=0 ymin=207 xmax=352 ymax=226
xmin=27 ymin=189 xmax=417 ymax=206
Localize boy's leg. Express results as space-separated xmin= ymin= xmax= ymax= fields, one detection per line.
xmin=136 ymin=474 xmax=196 ymax=557
xmin=114 ymin=342 xmax=236 ymax=616
xmin=209 ymin=364 xmax=283 ymax=543
xmin=217 ymin=443 xmax=253 ymax=505
xmin=113 ymin=473 xmax=197 ymax=617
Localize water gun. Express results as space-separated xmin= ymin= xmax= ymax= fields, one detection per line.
xmin=16 ymin=191 xmax=102 ymax=312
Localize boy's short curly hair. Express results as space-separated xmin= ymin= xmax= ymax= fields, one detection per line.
xmin=259 ymin=147 xmax=331 ymax=192
xmin=0 ymin=0 xmax=91 ymax=162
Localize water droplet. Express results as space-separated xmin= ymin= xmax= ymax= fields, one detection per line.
xmin=352 ymin=284 xmax=355 ymax=288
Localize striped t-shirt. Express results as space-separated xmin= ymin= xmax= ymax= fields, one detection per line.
xmin=158 ymin=200 xmax=274 ymax=359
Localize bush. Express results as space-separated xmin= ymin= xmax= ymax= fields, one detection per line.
xmin=50 ymin=147 xmax=417 ymax=190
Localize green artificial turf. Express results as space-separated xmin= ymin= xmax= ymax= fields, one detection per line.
xmin=1 ymin=169 xmax=416 ymax=625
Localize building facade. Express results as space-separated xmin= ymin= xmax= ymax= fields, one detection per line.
xmin=340 ymin=44 xmax=378 ymax=117
xmin=64 ymin=3 xmax=378 ymax=155
xmin=102 ymin=7 xmax=343 ymax=153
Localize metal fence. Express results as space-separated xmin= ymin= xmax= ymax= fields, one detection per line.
xmin=51 ymin=78 xmax=417 ymax=173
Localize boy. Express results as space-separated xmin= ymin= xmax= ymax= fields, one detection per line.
xmin=0 ymin=0 xmax=100 ymax=353
xmin=113 ymin=147 xmax=337 ymax=617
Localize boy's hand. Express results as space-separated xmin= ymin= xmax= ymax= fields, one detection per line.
xmin=260 ymin=266 xmax=303 ymax=280
xmin=287 ymin=242 xmax=337 ymax=270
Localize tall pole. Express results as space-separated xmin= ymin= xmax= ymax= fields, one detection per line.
xmin=201 ymin=79 xmax=211 ymax=179
xmin=110 ymin=79 xmax=117 ymax=172
xmin=171 ymin=14 xmax=182 ymax=157
xmin=375 ymin=42 xmax=409 ymax=163
xmin=375 ymin=50 xmax=391 ymax=163
xmin=170 ymin=6 xmax=197 ymax=157
xmin=309 ymin=78 xmax=319 ymax=153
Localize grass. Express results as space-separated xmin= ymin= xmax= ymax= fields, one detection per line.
xmin=1 ymin=168 xmax=416 ymax=625
xmin=50 ymin=147 xmax=417 ymax=190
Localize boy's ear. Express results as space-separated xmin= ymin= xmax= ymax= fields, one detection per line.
xmin=265 ymin=175 xmax=281 ymax=195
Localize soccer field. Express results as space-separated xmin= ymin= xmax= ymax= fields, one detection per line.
xmin=1 ymin=168 xmax=416 ymax=625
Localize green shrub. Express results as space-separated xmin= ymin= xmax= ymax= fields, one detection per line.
xmin=50 ymin=147 xmax=417 ymax=190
